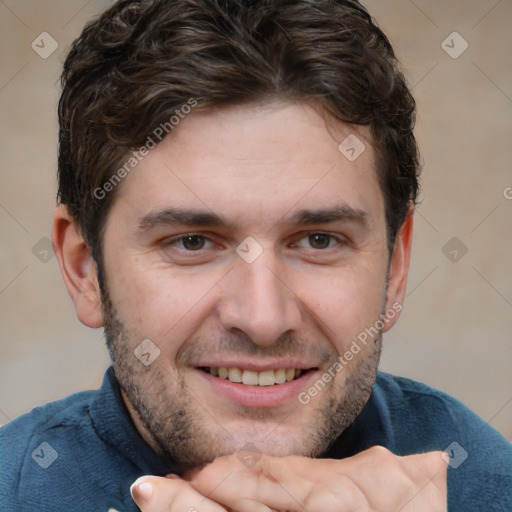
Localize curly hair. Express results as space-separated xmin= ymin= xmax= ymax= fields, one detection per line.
xmin=58 ymin=0 xmax=419 ymax=261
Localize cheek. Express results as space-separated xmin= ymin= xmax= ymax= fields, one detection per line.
xmin=295 ymin=264 xmax=386 ymax=348
xmin=105 ymin=256 xmax=226 ymax=353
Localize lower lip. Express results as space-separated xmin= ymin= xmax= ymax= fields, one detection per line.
xmin=194 ymin=369 xmax=319 ymax=408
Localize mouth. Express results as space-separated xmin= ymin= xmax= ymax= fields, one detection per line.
xmin=193 ymin=361 xmax=321 ymax=408
xmin=198 ymin=366 xmax=308 ymax=386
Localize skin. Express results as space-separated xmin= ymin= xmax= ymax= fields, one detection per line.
xmin=53 ymin=101 xmax=446 ymax=510
xmin=131 ymin=448 xmax=447 ymax=512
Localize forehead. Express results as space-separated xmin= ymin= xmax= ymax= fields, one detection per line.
xmin=110 ymin=101 xmax=384 ymax=231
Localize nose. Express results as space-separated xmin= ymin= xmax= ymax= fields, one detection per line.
xmin=218 ymin=253 xmax=302 ymax=347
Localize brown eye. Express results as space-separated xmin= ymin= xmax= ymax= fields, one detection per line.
xmin=308 ymin=233 xmax=332 ymax=249
xmin=181 ymin=235 xmax=206 ymax=250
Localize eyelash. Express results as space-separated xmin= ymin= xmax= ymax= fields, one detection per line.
xmin=293 ymin=232 xmax=341 ymax=250
xmin=167 ymin=234 xmax=215 ymax=251
xmin=163 ymin=232 xmax=345 ymax=252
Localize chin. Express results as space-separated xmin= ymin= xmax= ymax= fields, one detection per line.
xmin=200 ymin=415 xmax=331 ymax=464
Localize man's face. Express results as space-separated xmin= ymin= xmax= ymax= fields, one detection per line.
xmin=99 ymin=102 xmax=398 ymax=469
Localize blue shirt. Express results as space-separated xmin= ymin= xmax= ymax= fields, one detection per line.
xmin=1 ymin=367 xmax=510 ymax=511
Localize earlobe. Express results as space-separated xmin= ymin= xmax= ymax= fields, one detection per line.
xmin=382 ymin=206 xmax=414 ymax=333
xmin=52 ymin=204 xmax=104 ymax=328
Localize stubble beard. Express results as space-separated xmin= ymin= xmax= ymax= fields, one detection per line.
xmin=100 ymin=282 xmax=382 ymax=473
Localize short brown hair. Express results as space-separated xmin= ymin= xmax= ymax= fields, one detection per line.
xmin=58 ymin=0 xmax=419 ymax=262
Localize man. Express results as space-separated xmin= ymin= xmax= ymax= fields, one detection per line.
xmin=1 ymin=0 xmax=510 ymax=511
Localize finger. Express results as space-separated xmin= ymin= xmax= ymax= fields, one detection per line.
xmin=189 ymin=455 xmax=363 ymax=512
xmin=254 ymin=456 xmax=367 ymax=512
xmin=343 ymin=447 xmax=447 ymax=511
xmin=227 ymin=498 xmax=276 ymax=512
xmin=401 ymin=450 xmax=448 ymax=484
xmin=131 ymin=475 xmax=228 ymax=512
xmin=190 ymin=449 xmax=447 ymax=512
xmin=399 ymin=451 xmax=448 ymax=512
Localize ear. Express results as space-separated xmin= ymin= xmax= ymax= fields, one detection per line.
xmin=52 ymin=204 xmax=103 ymax=328
xmin=382 ymin=206 xmax=414 ymax=333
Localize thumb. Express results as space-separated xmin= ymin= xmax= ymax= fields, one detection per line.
xmin=130 ymin=475 xmax=179 ymax=511
xmin=130 ymin=474 xmax=228 ymax=512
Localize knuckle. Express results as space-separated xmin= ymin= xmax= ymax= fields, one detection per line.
xmin=366 ymin=445 xmax=400 ymax=468
xmin=367 ymin=445 xmax=393 ymax=460
xmin=417 ymin=451 xmax=449 ymax=476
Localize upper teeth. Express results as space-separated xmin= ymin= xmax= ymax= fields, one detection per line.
xmin=209 ymin=367 xmax=302 ymax=386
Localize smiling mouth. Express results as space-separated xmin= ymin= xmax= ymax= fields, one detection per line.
xmin=198 ymin=367 xmax=312 ymax=386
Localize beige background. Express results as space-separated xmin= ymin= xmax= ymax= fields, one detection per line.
xmin=0 ymin=0 xmax=511 ymax=440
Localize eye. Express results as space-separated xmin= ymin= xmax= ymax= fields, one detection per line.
xmin=169 ymin=234 xmax=213 ymax=251
xmin=307 ymin=233 xmax=334 ymax=249
xmin=294 ymin=233 xmax=340 ymax=250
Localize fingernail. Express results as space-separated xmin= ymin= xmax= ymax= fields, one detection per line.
xmin=130 ymin=477 xmax=154 ymax=501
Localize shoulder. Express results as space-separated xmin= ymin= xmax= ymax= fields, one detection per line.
xmin=1 ymin=388 xmax=97 ymax=448
xmin=0 ymin=390 xmax=98 ymax=511
xmin=372 ymin=371 xmax=511 ymax=455
xmin=0 ymin=388 xmax=97 ymax=453
xmin=374 ymin=370 xmax=464 ymax=405
xmin=2 ymin=388 xmax=96 ymax=428
xmin=374 ymin=371 xmax=491 ymax=420
xmin=371 ymin=372 xmax=512 ymax=511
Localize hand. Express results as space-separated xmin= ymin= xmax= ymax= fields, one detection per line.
xmin=131 ymin=446 xmax=447 ymax=512
xmin=130 ymin=474 xmax=229 ymax=512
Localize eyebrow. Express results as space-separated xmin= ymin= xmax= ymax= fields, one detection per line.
xmin=287 ymin=205 xmax=367 ymax=227
xmin=138 ymin=208 xmax=232 ymax=231
xmin=138 ymin=204 xmax=368 ymax=231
